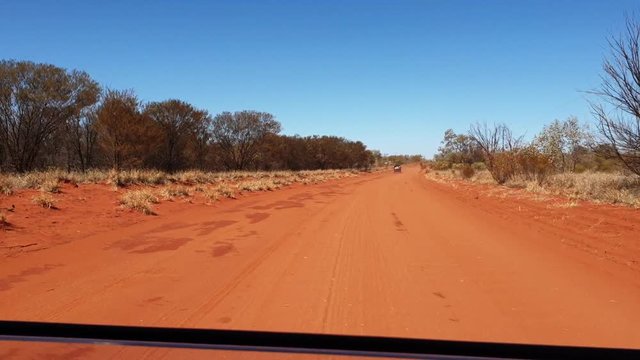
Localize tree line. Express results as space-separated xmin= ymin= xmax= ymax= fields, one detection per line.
xmin=433 ymin=16 xmax=640 ymax=183
xmin=434 ymin=116 xmax=624 ymax=184
xmin=0 ymin=60 xmax=380 ymax=173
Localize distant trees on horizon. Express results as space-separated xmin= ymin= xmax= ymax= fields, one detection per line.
xmin=0 ymin=60 xmax=410 ymax=173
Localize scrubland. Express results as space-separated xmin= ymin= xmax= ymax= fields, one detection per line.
xmin=0 ymin=168 xmax=362 ymax=218
xmin=426 ymin=166 xmax=640 ymax=207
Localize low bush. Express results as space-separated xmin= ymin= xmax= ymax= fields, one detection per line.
xmin=485 ymin=148 xmax=553 ymax=185
xmin=487 ymin=152 xmax=518 ymax=184
xmin=514 ymin=147 xmax=553 ymax=185
xmin=460 ymin=164 xmax=475 ymax=179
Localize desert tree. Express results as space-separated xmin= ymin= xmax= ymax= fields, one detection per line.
xmin=435 ymin=129 xmax=483 ymax=166
xmin=211 ymin=110 xmax=281 ymax=170
xmin=71 ymin=105 xmax=100 ymax=171
xmin=0 ymin=60 xmax=100 ymax=172
xmin=144 ymin=99 xmax=211 ymax=172
xmin=534 ymin=119 xmax=566 ymax=171
xmin=591 ymin=16 xmax=640 ymax=176
xmin=185 ymin=114 xmax=213 ymax=170
xmin=469 ymin=123 xmax=523 ymax=156
xmin=534 ymin=117 xmax=593 ymax=172
xmin=64 ymin=90 xmax=103 ymax=172
xmin=469 ymin=122 xmax=524 ymax=183
xmin=94 ymin=89 xmax=160 ymax=170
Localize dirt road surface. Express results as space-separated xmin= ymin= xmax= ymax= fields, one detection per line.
xmin=1 ymin=166 xmax=639 ymax=358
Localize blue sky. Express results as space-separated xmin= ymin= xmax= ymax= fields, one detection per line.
xmin=1 ymin=0 xmax=638 ymax=157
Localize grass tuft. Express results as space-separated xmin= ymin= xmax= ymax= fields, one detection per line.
xmin=204 ymin=189 xmax=219 ymax=203
xmin=39 ymin=179 xmax=61 ymax=193
xmin=158 ymin=185 xmax=190 ymax=200
xmin=0 ymin=176 xmax=14 ymax=195
xmin=119 ymin=190 xmax=159 ymax=215
xmin=215 ymin=184 xmax=236 ymax=199
xmin=32 ymin=193 xmax=56 ymax=209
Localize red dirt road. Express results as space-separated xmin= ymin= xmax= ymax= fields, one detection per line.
xmin=1 ymin=166 xmax=640 ymax=357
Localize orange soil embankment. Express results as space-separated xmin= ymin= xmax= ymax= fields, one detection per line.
xmin=0 ymin=166 xmax=639 ymax=358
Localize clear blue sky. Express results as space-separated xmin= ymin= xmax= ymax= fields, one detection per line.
xmin=1 ymin=0 xmax=638 ymax=157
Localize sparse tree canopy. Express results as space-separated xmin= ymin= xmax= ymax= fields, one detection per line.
xmin=435 ymin=129 xmax=483 ymax=166
xmin=0 ymin=60 xmax=100 ymax=172
xmin=144 ymin=99 xmax=211 ymax=172
xmin=534 ymin=117 xmax=591 ymax=172
xmin=94 ymin=89 xmax=160 ymax=170
xmin=211 ymin=111 xmax=281 ymax=170
xmin=469 ymin=123 xmax=525 ymax=184
xmin=591 ymin=17 xmax=640 ymax=176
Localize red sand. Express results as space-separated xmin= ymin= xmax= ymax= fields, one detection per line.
xmin=1 ymin=166 xmax=639 ymax=358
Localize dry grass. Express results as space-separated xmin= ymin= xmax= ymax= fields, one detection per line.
xmin=2 ymin=168 xmax=362 ymax=214
xmin=39 ymin=179 xmax=61 ymax=193
xmin=0 ymin=168 xmax=359 ymax=192
xmin=32 ymin=193 xmax=56 ymax=209
xmin=203 ymin=189 xmax=219 ymax=203
xmin=427 ymin=168 xmax=640 ymax=207
xmin=158 ymin=185 xmax=190 ymax=200
xmin=0 ymin=175 xmax=14 ymax=195
xmin=215 ymin=184 xmax=236 ymax=199
xmin=238 ymin=179 xmax=282 ymax=192
xmin=119 ymin=190 xmax=159 ymax=215
xmin=532 ymin=172 xmax=640 ymax=207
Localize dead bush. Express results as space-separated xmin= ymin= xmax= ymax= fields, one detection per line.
xmin=488 ymin=152 xmax=518 ymax=184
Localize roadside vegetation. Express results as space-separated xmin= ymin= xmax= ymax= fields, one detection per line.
xmin=427 ymin=17 xmax=640 ymax=208
xmin=0 ymin=168 xmax=364 ymax=215
xmin=0 ymin=59 xmax=385 ymax=174
xmin=0 ymin=59 xmax=421 ymax=216
xmin=428 ymin=116 xmax=640 ymax=207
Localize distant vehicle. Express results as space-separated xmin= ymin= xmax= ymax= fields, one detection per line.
xmin=393 ymin=164 xmax=402 ymax=173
